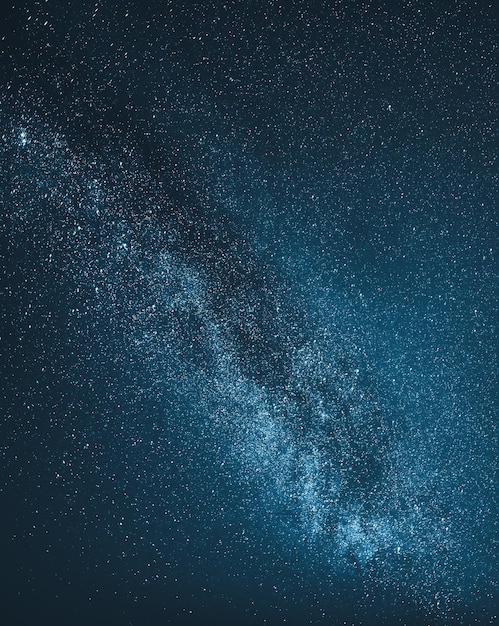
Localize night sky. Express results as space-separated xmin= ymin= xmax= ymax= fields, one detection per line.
xmin=0 ymin=1 xmax=496 ymax=625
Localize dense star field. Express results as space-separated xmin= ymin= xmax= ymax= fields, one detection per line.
xmin=0 ymin=1 xmax=496 ymax=625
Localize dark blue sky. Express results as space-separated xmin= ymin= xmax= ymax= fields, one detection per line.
xmin=1 ymin=1 xmax=496 ymax=624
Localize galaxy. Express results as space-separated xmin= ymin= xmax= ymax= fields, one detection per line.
xmin=0 ymin=1 xmax=496 ymax=624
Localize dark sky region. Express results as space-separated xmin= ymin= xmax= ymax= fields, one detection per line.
xmin=0 ymin=1 xmax=496 ymax=625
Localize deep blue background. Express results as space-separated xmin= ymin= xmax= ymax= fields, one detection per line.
xmin=1 ymin=1 xmax=496 ymax=624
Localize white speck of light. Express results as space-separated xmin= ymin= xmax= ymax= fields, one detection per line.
xmin=19 ymin=129 xmax=28 ymax=146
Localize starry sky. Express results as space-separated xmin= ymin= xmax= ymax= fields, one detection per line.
xmin=0 ymin=1 xmax=496 ymax=625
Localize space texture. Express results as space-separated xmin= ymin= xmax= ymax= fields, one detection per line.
xmin=0 ymin=1 xmax=496 ymax=625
